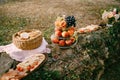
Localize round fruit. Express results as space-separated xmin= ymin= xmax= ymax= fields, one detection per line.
xmin=27 ymin=65 xmax=31 ymax=71
xmin=54 ymin=27 xmax=62 ymax=31
xmin=52 ymin=38 xmax=59 ymax=44
xmin=68 ymin=30 xmax=74 ymax=36
xmin=62 ymin=31 xmax=69 ymax=38
xmin=68 ymin=27 xmax=75 ymax=31
xmin=17 ymin=66 xmax=24 ymax=72
xmin=60 ymin=20 xmax=67 ymax=28
xmin=65 ymin=16 xmax=76 ymax=27
xmin=65 ymin=40 xmax=72 ymax=45
xmin=79 ymin=29 xmax=84 ymax=33
xmin=55 ymin=30 xmax=62 ymax=37
xmin=70 ymin=37 xmax=75 ymax=43
xmin=30 ymin=65 xmax=34 ymax=69
xmin=59 ymin=40 xmax=65 ymax=46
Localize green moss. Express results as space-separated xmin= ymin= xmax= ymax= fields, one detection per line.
xmin=100 ymin=21 xmax=120 ymax=80
xmin=22 ymin=67 xmax=62 ymax=80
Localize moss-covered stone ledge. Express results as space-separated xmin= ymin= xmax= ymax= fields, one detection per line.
xmin=0 ymin=22 xmax=119 ymax=80
xmin=43 ymin=27 xmax=109 ymax=80
xmin=43 ymin=22 xmax=120 ymax=80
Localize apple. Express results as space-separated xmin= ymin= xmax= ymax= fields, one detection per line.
xmin=70 ymin=37 xmax=75 ymax=43
xmin=68 ymin=27 xmax=75 ymax=31
xmin=68 ymin=27 xmax=75 ymax=36
xmin=55 ymin=30 xmax=62 ymax=37
xmin=68 ymin=30 xmax=74 ymax=36
xmin=52 ymin=38 xmax=59 ymax=44
xmin=54 ymin=27 xmax=62 ymax=32
xmin=59 ymin=40 xmax=65 ymax=46
xmin=62 ymin=31 xmax=69 ymax=38
xmin=65 ymin=40 xmax=72 ymax=45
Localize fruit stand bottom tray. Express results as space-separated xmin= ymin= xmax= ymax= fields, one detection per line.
xmin=59 ymin=38 xmax=78 ymax=49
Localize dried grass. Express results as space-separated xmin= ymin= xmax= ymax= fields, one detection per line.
xmin=0 ymin=0 xmax=120 ymax=29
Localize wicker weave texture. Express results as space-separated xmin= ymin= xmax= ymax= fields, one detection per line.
xmin=13 ymin=29 xmax=42 ymax=50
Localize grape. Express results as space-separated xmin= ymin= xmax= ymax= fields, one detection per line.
xmin=65 ymin=16 xmax=76 ymax=28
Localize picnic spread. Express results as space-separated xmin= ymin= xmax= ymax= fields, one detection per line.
xmin=0 ymin=29 xmax=50 ymax=61
xmin=0 ymin=8 xmax=120 ymax=80
xmin=0 ymin=29 xmax=50 ymax=80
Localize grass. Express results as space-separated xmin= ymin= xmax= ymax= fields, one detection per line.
xmin=0 ymin=15 xmax=54 ymax=45
xmin=0 ymin=16 xmax=28 ymax=45
xmin=0 ymin=0 xmax=25 ymax=4
xmin=1 ymin=0 xmax=119 ymax=28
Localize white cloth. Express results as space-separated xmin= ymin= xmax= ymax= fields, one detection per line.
xmin=0 ymin=38 xmax=51 ymax=61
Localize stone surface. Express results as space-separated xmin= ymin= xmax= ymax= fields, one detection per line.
xmin=44 ymin=28 xmax=109 ymax=79
xmin=0 ymin=27 xmax=114 ymax=80
xmin=0 ymin=52 xmax=14 ymax=77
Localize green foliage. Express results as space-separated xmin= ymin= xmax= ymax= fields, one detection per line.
xmin=79 ymin=69 xmax=92 ymax=80
xmin=62 ymin=69 xmax=80 ymax=80
xmin=100 ymin=61 xmax=120 ymax=80
xmin=41 ymin=70 xmax=61 ymax=80
xmin=104 ymin=21 xmax=120 ymax=64
xmin=108 ymin=17 xmax=115 ymax=24
xmin=108 ymin=21 xmax=120 ymax=39
xmin=100 ymin=21 xmax=120 ymax=80
xmin=22 ymin=68 xmax=61 ymax=80
xmin=71 ymin=21 xmax=120 ymax=80
xmin=63 ymin=74 xmax=79 ymax=80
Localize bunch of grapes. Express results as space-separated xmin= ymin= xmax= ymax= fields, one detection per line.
xmin=65 ymin=16 xmax=76 ymax=28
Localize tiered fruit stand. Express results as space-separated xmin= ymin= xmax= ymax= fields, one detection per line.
xmin=51 ymin=15 xmax=78 ymax=48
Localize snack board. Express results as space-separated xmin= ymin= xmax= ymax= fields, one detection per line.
xmin=0 ymin=54 xmax=46 ymax=80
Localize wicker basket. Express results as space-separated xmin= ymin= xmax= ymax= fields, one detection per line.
xmin=13 ymin=29 xmax=42 ymax=50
